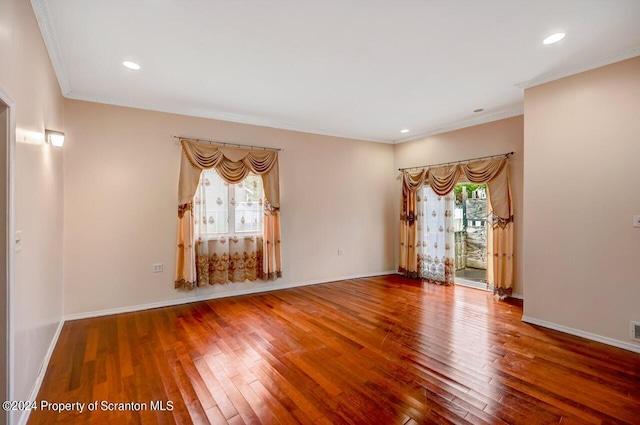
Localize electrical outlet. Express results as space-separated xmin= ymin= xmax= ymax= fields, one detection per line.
xmin=634 ymin=215 xmax=640 ymax=228
xmin=153 ymin=263 xmax=163 ymax=273
xmin=338 ymin=249 xmax=344 ymax=256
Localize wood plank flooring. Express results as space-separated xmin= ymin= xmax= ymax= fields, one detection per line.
xmin=29 ymin=275 xmax=640 ymax=424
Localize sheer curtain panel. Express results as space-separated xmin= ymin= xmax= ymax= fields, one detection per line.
xmin=417 ymin=186 xmax=455 ymax=285
xmin=193 ymin=171 xmax=266 ymax=286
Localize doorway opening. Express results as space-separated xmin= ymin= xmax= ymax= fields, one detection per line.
xmin=453 ymin=183 xmax=492 ymax=291
xmin=0 ymin=87 xmax=14 ymax=425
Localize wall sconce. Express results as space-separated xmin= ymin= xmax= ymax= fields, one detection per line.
xmin=45 ymin=129 xmax=65 ymax=147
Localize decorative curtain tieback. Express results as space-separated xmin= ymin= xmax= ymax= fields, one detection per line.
xmin=401 ymin=212 xmax=415 ymax=224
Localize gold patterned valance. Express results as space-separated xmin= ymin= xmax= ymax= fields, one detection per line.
xmin=402 ymin=157 xmax=510 ymax=219
xmin=178 ymin=139 xmax=280 ymax=209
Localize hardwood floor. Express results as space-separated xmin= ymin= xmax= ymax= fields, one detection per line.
xmin=29 ymin=275 xmax=640 ymax=424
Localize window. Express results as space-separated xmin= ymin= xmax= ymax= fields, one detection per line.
xmin=196 ymin=169 xmax=264 ymax=237
xmin=175 ymin=139 xmax=282 ymax=288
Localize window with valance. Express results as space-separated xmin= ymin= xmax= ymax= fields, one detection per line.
xmin=175 ymin=139 xmax=281 ymax=290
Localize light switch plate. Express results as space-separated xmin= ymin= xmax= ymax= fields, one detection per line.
xmin=634 ymin=215 xmax=640 ymax=228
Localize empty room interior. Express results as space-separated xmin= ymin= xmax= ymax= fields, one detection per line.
xmin=2 ymin=1 xmax=640 ymax=424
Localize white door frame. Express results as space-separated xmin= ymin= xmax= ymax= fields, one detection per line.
xmin=0 ymin=85 xmax=15 ymax=425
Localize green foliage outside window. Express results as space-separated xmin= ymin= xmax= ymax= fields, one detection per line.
xmin=454 ymin=183 xmax=486 ymax=205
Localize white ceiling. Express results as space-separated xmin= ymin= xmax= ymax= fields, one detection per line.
xmin=32 ymin=0 xmax=640 ymax=143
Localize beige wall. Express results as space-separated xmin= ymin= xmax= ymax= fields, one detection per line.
xmin=523 ymin=56 xmax=640 ymax=349
xmin=0 ymin=0 xmax=65 ymax=414
xmin=63 ymin=100 xmax=396 ymax=316
xmin=393 ymin=116 xmax=524 ymax=296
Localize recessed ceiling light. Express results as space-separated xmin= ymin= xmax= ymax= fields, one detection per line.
xmin=473 ymin=108 xmax=484 ymax=113
xmin=543 ymin=32 xmax=565 ymax=45
xmin=122 ymin=61 xmax=141 ymax=70
xmin=400 ymin=129 xmax=410 ymax=133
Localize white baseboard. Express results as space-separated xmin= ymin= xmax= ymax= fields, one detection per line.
xmin=511 ymin=292 xmax=524 ymax=300
xmin=522 ymin=315 xmax=640 ymax=354
xmin=17 ymin=319 xmax=65 ymax=425
xmin=65 ymin=271 xmax=397 ymax=322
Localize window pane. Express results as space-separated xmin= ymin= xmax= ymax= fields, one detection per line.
xmin=233 ymin=174 xmax=263 ymax=233
xmin=196 ymin=170 xmax=264 ymax=236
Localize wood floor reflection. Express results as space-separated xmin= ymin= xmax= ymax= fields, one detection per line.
xmin=29 ymin=275 xmax=640 ymax=424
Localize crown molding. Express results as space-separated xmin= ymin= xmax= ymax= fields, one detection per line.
xmin=30 ymin=0 xmax=71 ymax=95
xmin=68 ymin=89 xmax=524 ymax=145
xmin=393 ymin=106 xmax=524 ymax=144
xmin=516 ymin=46 xmax=640 ymax=90
xmin=64 ymin=90 xmax=392 ymax=144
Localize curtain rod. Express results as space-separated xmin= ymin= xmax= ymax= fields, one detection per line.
xmin=398 ymin=151 xmax=514 ymax=172
xmin=173 ymin=135 xmax=283 ymax=152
